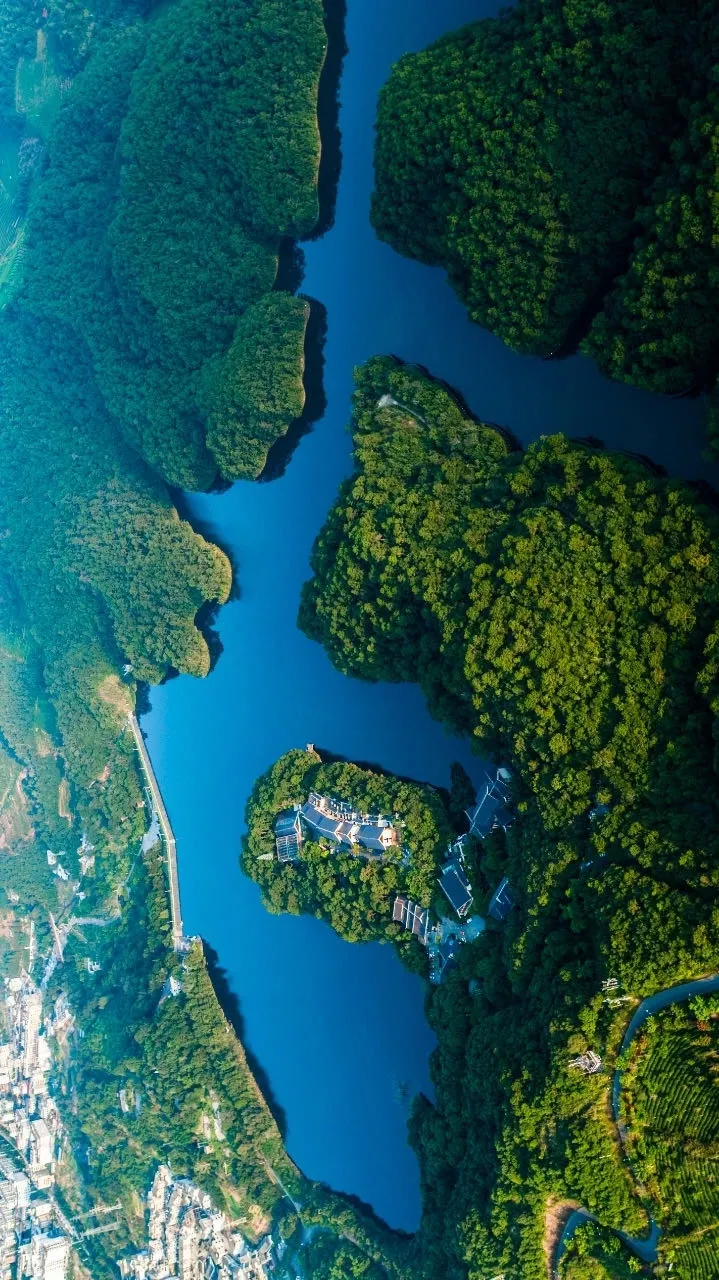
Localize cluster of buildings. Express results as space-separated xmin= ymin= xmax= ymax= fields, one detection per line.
xmin=118 ymin=1166 xmax=274 ymax=1280
xmin=273 ymin=769 xmax=517 ymax=985
xmin=0 ymin=976 xmax=61 ymax=1192
xmin=0 ymin=975 xmax=72 ymax=1278
xmin=274 ymin=792 xmax=401 ymax=862
xmin=392 ymin=769 xmax=517 ymax=983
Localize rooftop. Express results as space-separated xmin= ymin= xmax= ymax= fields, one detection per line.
xmin=487 ymin=877 xmax=515 ymax=922
xmin=439 ymin=861 xmax=473 ymax=917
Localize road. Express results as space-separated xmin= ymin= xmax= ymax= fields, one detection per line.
xmin=127 ymin=713 xmax=184 ymax=951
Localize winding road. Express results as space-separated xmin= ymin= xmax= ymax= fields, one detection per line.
xmin=552 ymin=973 xmax=719 ymax=1275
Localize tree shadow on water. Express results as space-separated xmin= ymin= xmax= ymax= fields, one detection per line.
xmin=310 ymin=0 xmax=348 ymax=241
xmin=260 ymin=298 xmax=328 ymax=483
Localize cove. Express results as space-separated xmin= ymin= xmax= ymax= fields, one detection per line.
xmin=144 ymin=0 xmax=710 ymax=1237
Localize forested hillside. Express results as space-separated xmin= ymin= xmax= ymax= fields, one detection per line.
xmin=0 ymin=0 xmax=334 ymax=1272
xmin=296 ymin=360 xmax=719 ymax=1277
xmin=16 ymin=0 xmax=324 ymax=487
xmin=372 ymin=0 xmax=719 ymax=410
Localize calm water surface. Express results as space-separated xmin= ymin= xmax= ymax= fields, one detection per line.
xmin=144 ymin=0 xmax=708 ymax=1233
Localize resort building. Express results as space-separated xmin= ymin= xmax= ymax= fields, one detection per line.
xmin=438 ymin=860 xmax=473 ymax=918
xmin=392 ymin=896 xmax=430 ymax=945
xmin=487 ymin=877 xmax=515 ymax=922
xmin=465 ymin=769 xmax=514 ymax=839
xmin=299 ymin=792 xmax=400 ymax=857
xmin=274 ymin=808 xmax=303 ymax=862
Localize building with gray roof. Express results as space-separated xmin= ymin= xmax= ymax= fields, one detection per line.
xmin=438 ymin=861 xmax=473 ymax=918
xmin=487 ymin=877 xmax=515 ymax=922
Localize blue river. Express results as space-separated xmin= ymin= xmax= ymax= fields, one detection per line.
xmin=144 ymin=0 xmax=707 ymax=1233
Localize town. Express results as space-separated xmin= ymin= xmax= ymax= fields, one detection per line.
xmin=273 ymin=769 xmax=516 ymax=982
xmin=118 ymin=1166 xmax=275 ymax=1280
xmin=0 ymin=971 xmax=73 ymax=1279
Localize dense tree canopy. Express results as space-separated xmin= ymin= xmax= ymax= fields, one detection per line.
xmin=372 ymin=0 xmax=719 ymax=404
xmin=295 ymin=360 xmax=719 ymax=1278
xmin=18 ymin=0 xmax=325 ymax=487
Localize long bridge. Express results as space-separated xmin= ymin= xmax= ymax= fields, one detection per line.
xmin=127 ymin=713 xmax=185 ymax=951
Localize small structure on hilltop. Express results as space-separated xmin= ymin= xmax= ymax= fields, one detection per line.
xmin=392 ymin=896 xmax=430 ymax=945
xmin=568 ymin=1050 xmax=602 ymax=1074
xmin=438 ymin=860 xmax=473 ymax=918
xmin=274 ymin=808 xmax=303 ymax=863
xmin=300 ymin=792 xmax=399 ymax=857
xmin=465 ymin=768 xmax=514 ymax=839
xmin=487 ymin=877 xmax=515 ymax=922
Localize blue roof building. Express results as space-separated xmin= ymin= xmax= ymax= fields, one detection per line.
xmin=438 ymin=860 xmax=473 ymax=918
xmin=487 ymin=877 xmax=515 ymax=922
xmin=300 ymin=795 xmax=399 ymax=858
xmin=466 ymin=769 xmax=513 ymax=839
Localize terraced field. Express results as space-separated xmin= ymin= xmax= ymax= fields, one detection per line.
xmin=624 ymin=1005 xmax=719 ymax=1277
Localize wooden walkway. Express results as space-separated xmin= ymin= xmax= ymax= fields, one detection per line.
xmin=127 ymin=714 xmax=185 ymax=951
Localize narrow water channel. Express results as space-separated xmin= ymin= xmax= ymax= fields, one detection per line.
xmin=144 ymin=0 xmax=710 ymax=1234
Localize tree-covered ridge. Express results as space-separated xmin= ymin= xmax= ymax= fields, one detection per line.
xmin=0 ymin=2 xmax=337 ymax=1268
xmin=300 ymin=360 xmax=719 ymax=848
xmin=372 ymin=0 xmax=719 ymax=400
xmin=0 ymin=311 xmax=230 ymax=831
xmin=296 ymin=360 xmax=719 ymax=1278
xmin=16 ymin=0 xmax=325 ymax=488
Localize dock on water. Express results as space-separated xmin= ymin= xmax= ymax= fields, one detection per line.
xmin=126 ymin=713 xmax=185 ymax=952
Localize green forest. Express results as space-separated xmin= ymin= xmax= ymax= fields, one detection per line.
xmin=0 ymin=0 xmax=352 ymax=1275
xmin=293 ymin=359 xmax=719 ymax=1277
xmin=17 ymin=0 xmax=325 ymax=487
xmin=372 ymin=0 xmax=719 ymax=425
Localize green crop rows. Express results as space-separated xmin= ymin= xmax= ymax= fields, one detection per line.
xmin=626 ymin=1006 xmax=719 ymax=1276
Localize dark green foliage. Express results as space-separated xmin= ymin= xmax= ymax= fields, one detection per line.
xmin=202 ymin=294 xmax=309 ymax=481
xmin=372 ymin=0 xmax=719 ymax=397
xmin=298 ymin=361 xmax=719 ymax=1278
xmin=301 ymin=360 xmax=719 ymax=838
xmin=299 ymin=1234 xmax=388 ymax=1280
xmin=20 ymin=0 xmax=324 ymax=487
xmin=582 ymin=91 xmax=719 ymax=394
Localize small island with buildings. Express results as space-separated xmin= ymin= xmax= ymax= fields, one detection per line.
xmin=245 ymin=747 xmax=517 ymax=983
